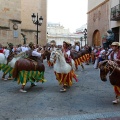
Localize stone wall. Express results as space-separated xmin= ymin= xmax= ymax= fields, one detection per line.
xmin=0 ymin=0 xmax=22 ymax=46
xmin=21 ymin=0 xmax=47 ymax=45
xmin=87 ymin=0 xmax=110 ymax=46
xmin=0 ymin=0 xmax=47 ymax=46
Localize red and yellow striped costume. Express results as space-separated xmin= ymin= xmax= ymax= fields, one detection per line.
xmin=114 ymin=86 xmax=120 ymax=96
xmin=74 ymin=54 xmax=91 ymax=68
xmin=54 ymin=70 xmax=78 ymax=87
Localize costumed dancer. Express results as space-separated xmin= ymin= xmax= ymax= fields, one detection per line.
xmin=2 ymin=43 xmax=15 ymax=80
xmin=110 ymin=42 xmax=120 ymax=104
xmin=47 ymin=42 xmax=56 ymax=67
xmin=56 ymin=41 xmax=78 ymax=92
xmin=19 ymin=42 xmax=45 ymax=92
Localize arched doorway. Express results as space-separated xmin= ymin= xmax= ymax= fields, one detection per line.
xmin=92 ymin=30 xmax=101 ymax=46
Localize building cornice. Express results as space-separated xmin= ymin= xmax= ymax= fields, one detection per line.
xmin=9 ymin=19 xmax=22 ymax=24
xmin=0 ymin=26 xmax=10 ymax=30
xmin=87 ymin=0 xmax=109 ymax=14
xmin=21 ymin=29 xmax=40 ymax=32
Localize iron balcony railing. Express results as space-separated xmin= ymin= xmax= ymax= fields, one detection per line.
xmin=111 ymin=4 xmax=120 ymax=21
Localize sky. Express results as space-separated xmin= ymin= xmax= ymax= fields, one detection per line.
xmin=47 ymin=0 xmax=88 ymax=33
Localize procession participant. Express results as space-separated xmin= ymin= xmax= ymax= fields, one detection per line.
xmin=21 ymin=44 xmax=29 ymax=52
xmin=74 ymin=41 xmax=80 ymax=52
xmin=50 ymin=42 xmax=56 ymax=52
xmin=7 ymin=43 xmax=14 ymax=53
xmin=20 ymin=42 xmax=45 ymax=92
xmin=109 ymin=42 xmax=120 ymax=104
xmin=7 ymin=43 xmax=15 ymax=64
xmin=62 ymin=41 xmax=72 ymax=64
xmin=3 ymin=46 xmax=9 ymax=59
xmin=58 ymin=41 xmax=73 ymax=92
xmin=106 ymin=44 xmax=113 ymax=60
xmin=1 ymin=43 xmax=15 ymax=80
xmin=47 ymin=42 xmax=56 ymax=67
xmin=16 ymin=44 xmax=22 ymax=54
xmin=27 ymin=42 xmax=44 ymax=61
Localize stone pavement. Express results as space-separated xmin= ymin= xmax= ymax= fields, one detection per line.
xmin=0 ymin=61 xmax=120 ymax=120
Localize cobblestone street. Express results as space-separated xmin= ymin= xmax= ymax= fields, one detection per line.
xmin=0 ymin=61 xmax=120 ymax=120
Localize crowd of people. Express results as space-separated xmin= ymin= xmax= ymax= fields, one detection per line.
xmin=90 ymin=42 xmax=120 ymax=71
xmin=0 ymin=43 xmax=45 ymax=60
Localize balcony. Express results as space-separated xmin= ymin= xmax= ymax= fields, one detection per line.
xmin=111 ymin=4 xmax=120 ymax=21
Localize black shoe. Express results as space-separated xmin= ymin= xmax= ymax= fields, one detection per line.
xmin=31 ymin=83 xmax=37 ymax=87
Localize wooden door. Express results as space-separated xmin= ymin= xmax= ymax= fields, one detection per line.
xmin=93 ymin=30 xmax=100 ymax=46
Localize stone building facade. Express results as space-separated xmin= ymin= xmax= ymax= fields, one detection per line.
xmin=87 ymin=0 xmax=110 ymax=46
xmin=0 ymin=0 xmax=47 ymax=46
xmin=47 ymin=23 xmax=83 ymax=45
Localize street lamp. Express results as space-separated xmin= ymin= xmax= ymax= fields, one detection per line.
xmin=83 ymin=28 xmax=87 ymax=46
xmin=31 ymin=13 xmax=43 ymax=44
xmin=80 ymin=37 xmax=83 ymax=48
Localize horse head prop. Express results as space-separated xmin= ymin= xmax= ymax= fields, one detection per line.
xmin=8 ymin=52 xmax=27 ymax=68
xmin=98 ymin=60 xmax=120 ymax=86
xmin=98 ymin=60 xmax=109 ymax=81
xmin=50 ymin=49 xmax=75 ymax=73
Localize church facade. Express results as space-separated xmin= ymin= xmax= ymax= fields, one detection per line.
xmin=0 ymin=0 xmax=47 ymax=46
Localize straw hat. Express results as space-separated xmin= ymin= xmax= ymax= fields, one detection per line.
xmin=63 ymin=41 xmax=71 ymax=45
xmin=111 ymin=42 xmax=119 ymax=46
xmin=75 ymin=41 xmax=80 ymax=44
xmin=50 ymin=42 xmax=56 ymax=46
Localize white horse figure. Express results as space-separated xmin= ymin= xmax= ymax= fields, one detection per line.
xmin=8 ymin=52 xmax=26 ymax=68
xmin=0 ymin=53 xmax=7 ymax=64
xmin=50 ymin=49 xmax=78 ymax=92
xmin=50 ymin=49 xmax=75 ymax=73
xmin=0 ymin=52 xmax=26 ymax=80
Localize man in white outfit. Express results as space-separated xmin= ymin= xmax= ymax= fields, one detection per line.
xmin=75 ymin=42 xmax=80 ymax=52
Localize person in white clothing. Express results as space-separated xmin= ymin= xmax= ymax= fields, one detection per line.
xmin=32 ymin=49 xmax=42 ymax=57
xmin=75 ymin=42 xmax=80 ymax=52
xmin=27 ymin=42 xmax=44 ymax=61
xmin=3 ymin=46 xmax=10 ymax=58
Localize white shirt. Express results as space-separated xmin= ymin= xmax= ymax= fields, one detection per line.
xmin=16 ymin=47 xmax=22 ymax=53
xmin=113 ymin=52 xmax=117 ymax=60
xmin=66 ymin=50 xmax=70 ymax=57
xmin=32 ymin=50 xmax=41 ymax=57
xmin=21 ymin=46 xmax=28 ymax=52
xmin=75 ymin=45 xmax=80 ymax=51
xmin=50 ymin=47 xmax=56 ymax=51
xmin=3 ymin=49 xmax=10 ymax=58
xmin=99 ymin=50 xmax=105 ymax=57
